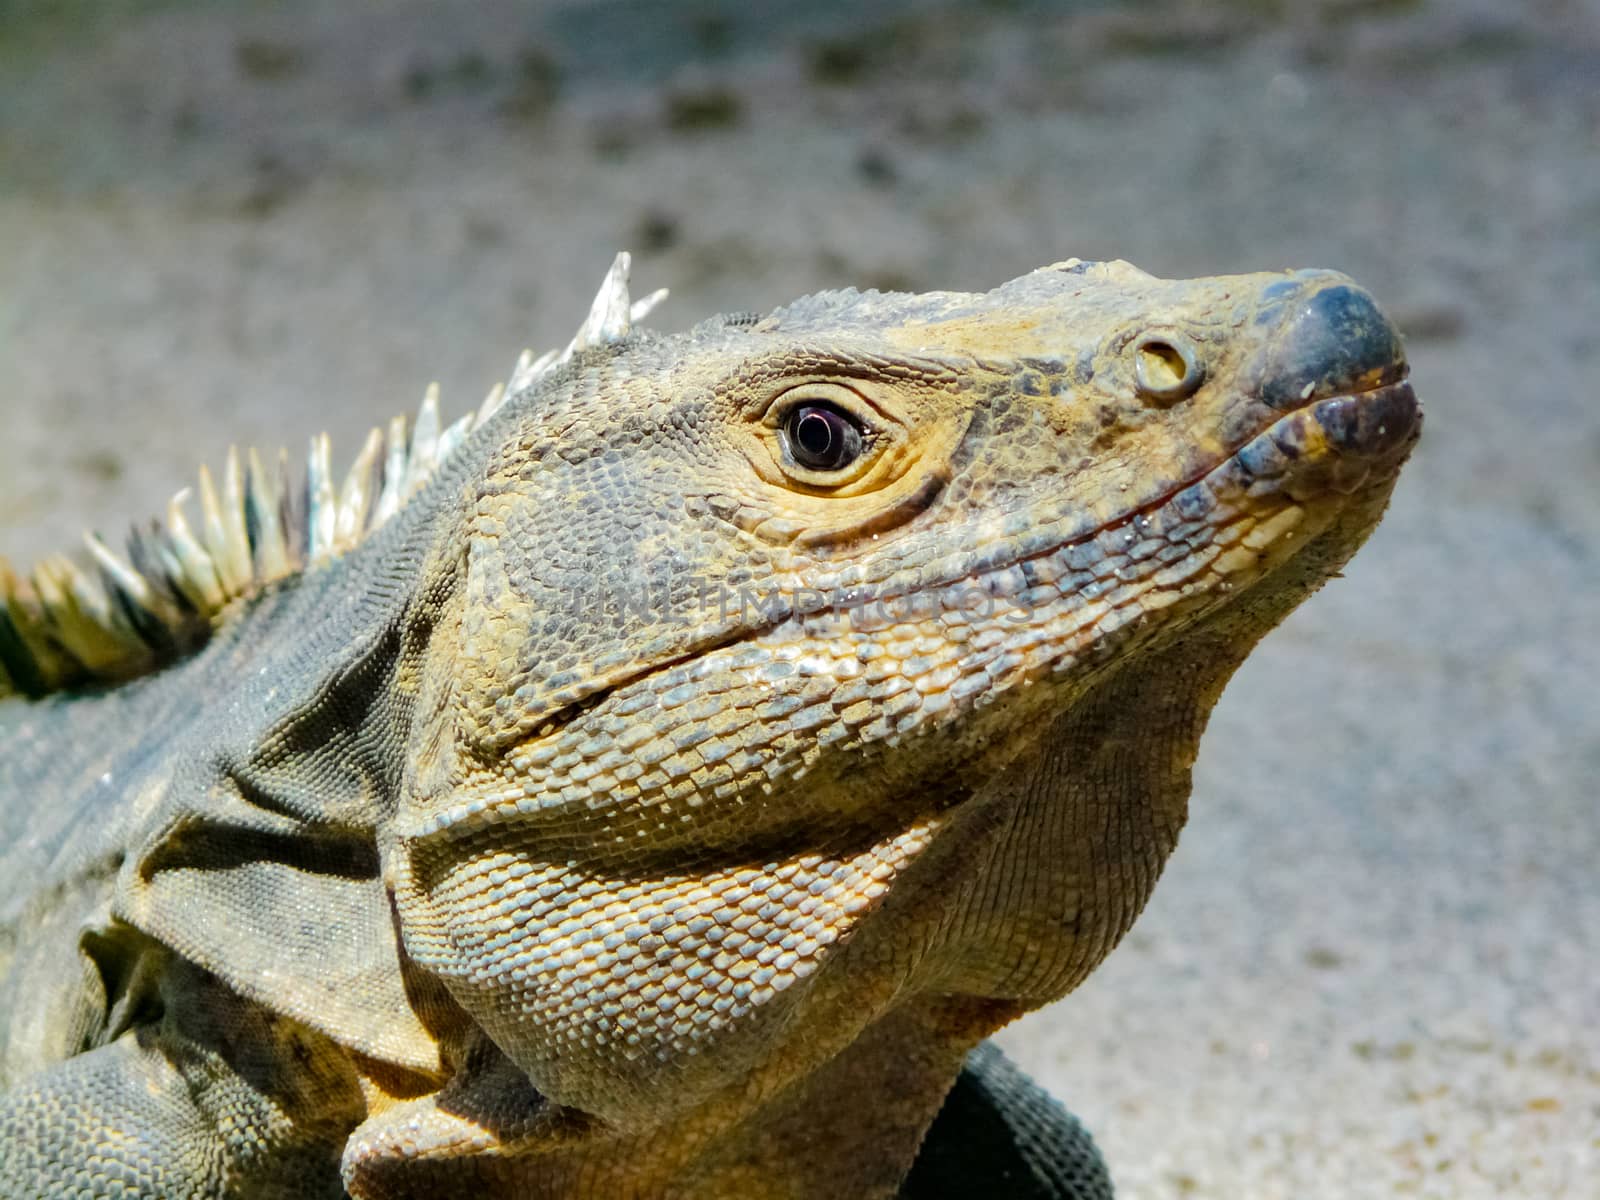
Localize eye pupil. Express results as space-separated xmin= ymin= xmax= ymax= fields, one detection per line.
xmin=785 ymin=403 xmax=863 ymax=471
xmin=795 ymin=411 xmax=836 ymax=456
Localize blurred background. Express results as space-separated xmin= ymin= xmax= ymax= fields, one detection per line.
xmin=1 ymin=1 xmax=1595 ymax=1196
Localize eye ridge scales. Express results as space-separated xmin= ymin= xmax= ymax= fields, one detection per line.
xmin=0 ymin=253 xmax=1419 ymax=1199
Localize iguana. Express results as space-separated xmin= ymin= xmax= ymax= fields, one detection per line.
xmin=0 ymin=253 xmax=1419 ymax=1198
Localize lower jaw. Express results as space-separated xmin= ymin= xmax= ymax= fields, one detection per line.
xmin=1248 ymin=378 xmax=1422 ymax=502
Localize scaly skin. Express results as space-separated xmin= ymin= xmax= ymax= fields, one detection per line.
xmin=0 ymin=259 xmax=1418 ymax=1198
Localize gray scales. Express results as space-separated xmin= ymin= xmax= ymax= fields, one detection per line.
xmin=0 ymin=254 xmax=1418 ymax=1198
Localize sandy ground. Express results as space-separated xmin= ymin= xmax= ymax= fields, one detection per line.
xmin=1 ymin=1 xmax=1596 ymax=1196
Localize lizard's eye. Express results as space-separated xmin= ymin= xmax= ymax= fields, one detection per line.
xmin=733 ymin=370 xmax=964 ymax=540
xmin=783 ymin=402 xmax=865 ymax=472
xmin=748 ymin=379 xmax=905 ymax=499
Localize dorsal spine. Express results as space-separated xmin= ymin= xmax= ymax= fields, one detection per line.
xmin=0 ymin=253 xmax=666 ymax=698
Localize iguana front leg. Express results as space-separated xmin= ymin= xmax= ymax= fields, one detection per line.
xmin=0 ymin=1022 xmax=1113 ymax=1200
xmin=0 ymin=959 xmax=363 ymax=1200
xmin=904 ymin=1042 xmax=1114 ymax=1200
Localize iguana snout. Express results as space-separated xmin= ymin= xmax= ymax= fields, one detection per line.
xmin=1237 ymin=271 xmax=1420 ymax=501
xmin=1251 ymin=273 xmax=1408 ymax=410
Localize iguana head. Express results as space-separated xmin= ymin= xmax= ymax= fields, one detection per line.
xmin=392 ymin=258 xmax=1419 ymax=1129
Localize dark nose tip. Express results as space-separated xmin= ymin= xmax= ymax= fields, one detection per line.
xmin=1258 ymin=277 xmax=1407 ymax=410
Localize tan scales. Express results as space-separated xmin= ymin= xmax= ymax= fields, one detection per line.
xmin=0 ymin=254 xmax=1419 ymax=1198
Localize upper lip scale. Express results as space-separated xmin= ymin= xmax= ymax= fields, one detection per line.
xmin=912 ymin=369 xmax=1420 ymax=602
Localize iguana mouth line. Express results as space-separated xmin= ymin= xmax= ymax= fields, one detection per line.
xmin=866 ymin=371 xmax=1420 ymax=610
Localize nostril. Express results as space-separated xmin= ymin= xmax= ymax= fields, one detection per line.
xmin=1133 ymin=333 xmax=1204 ymax=403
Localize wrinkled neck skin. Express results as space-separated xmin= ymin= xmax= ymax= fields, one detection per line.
xmin=352 ymin=475 xmax=1396 ymax=1198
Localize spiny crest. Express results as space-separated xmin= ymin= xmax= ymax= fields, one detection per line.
xmin=0 ymin=253 xmax=668 ymax=699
